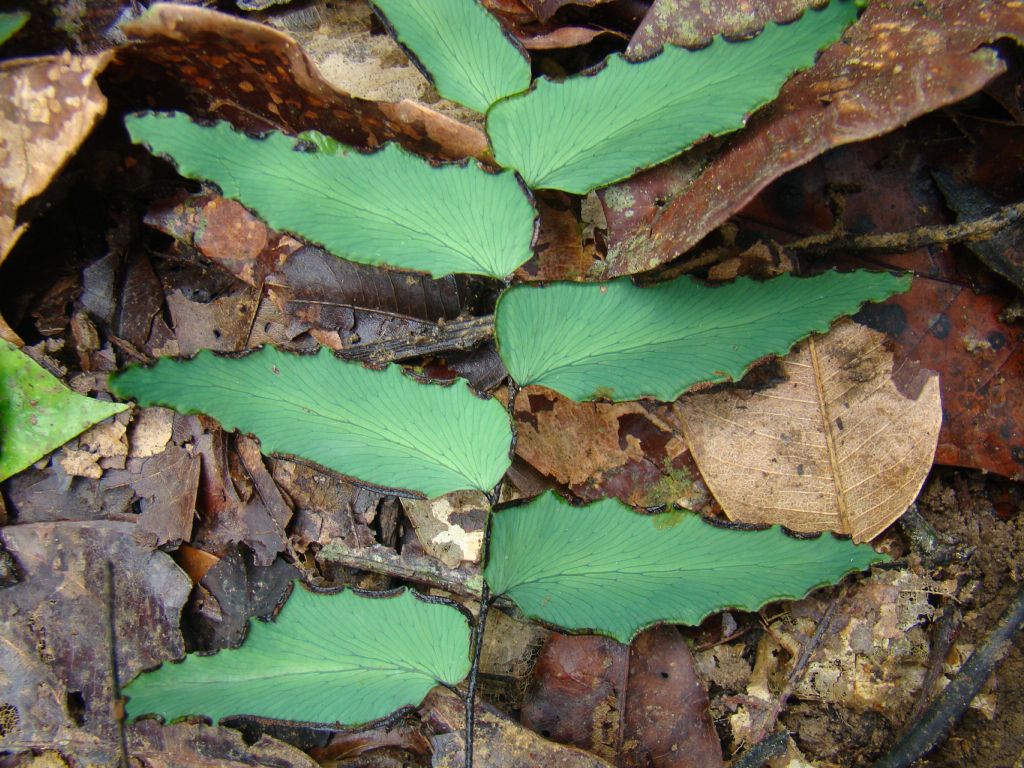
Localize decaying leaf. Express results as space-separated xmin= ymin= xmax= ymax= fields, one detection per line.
xmin=487 ymin=0 xmax=857 ymax=194
xmin=0 ymin=52 xmax=108 ymax=284
xmin=599 ymin=0 xmax=1024 ymax=276
xmin=511 ymin=387 xmax=707 ymax=508
xmin=676 ymin=319 xmax=941 ymax=542
xmin=627 ymin=0 xmax=825 ymax=57
xmin=124 ymin=586 xmax=472 ymax=726
xmin=422 ymin=687 xmax=616 ymax=768
xmin=404 ymin=491 xmax=488 ymax=568
xmin=522 ymin=627 xmax=724 ymax=767
xmin=484 ymin=491 xmax=885 ymax=642
xmin=110 ymin=4 xmax=487 ymax=163
xmin=0 ymin=521 xmax=190 ymax=764
xmin=128 ymin=720 xmax=319 ymax=768
xmin=371 ymin=0 xmax=531 ymax=113
xmin=110 ymin=347 xmax=512 ymax=499
xmin=127 ymin=112 xmax=535 ymax=279
xmin=496 ymin=270 xmax=910 ymax=402
xmin=0 ymin=341 xmax=128 ymax=482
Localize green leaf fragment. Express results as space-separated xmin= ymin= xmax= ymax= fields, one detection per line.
xmin=487 ymin=0 xmax=858 ymax=193
xmin=0 ymin=341 xmax=127 ymax=482
xmin=125 ymin=112 xmax=536 ymax=279
xmin=495 ymin=270 xmax=910 ymax=402
xmin=484 ymin=492 xmax=885 ymax=643
xmin=124 ymin=586 xmax=472 ymax=725
xmin=109 ymin=347 xmax=511 ymax=499
xmin=371 ymin=0 xmax=530 ymax=113
xmin=0 ymin=11 xmax=28 ymax=46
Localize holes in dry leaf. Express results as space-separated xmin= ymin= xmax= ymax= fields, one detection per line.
xmin=0 ymin=703 xmax=18 ymax=736
xmin=66 ymin=691 xmax=86 ymax=726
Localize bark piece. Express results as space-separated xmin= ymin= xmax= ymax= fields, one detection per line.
xmin=676 ymin=320 xmax=941 ymax=541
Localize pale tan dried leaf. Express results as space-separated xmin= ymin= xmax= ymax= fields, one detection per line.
xmin=675 ymin=320 xmax=941 ymax=542
xmin=404 ymin=491 xmax=487 ymax=568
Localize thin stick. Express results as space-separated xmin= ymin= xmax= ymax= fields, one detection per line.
xmin=465 ymin=580 xmax=491 ymax=768
xmin=106 ymin=562 xmax=130 ymax=768
xmin=872 ymin=582 xmax=1024 ymax=768
xmin=786 ymin=200 xmax=1024 ymax=256
xmin=751 ymin=593 xmax=841 ymax=743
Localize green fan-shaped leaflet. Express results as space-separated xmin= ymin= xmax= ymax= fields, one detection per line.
xmin=371 ymin=0 xmax=530 ymax=113
xmin=0 ymin=341 xmax=127 ymax=481
xmin=109 ymin=347 xmax=511 ymax=499
xmin=495 ymin=270 xmax=910 ymax=402
xmin=0 ymin=11 xmax=28 ymax=46
xmin=124 ymin=586 xmax=472 ymax=725
xmin=487 ymin=0 xmax=858 ymax=194
xmin=484 ymin=492 xmax=885 ymax=643
xmin=125 ymin=112 xmax=536 ymax=279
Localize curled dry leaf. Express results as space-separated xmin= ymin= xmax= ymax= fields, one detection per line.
xmin=109 ymin=4 xmax=486 ymax=162
xmin=0 ymin=52 xmax=109 ymax=342
xmin=676 ymin=320 xmax=941 ymax=542
xmin=599 ymin=0 xmax=1024 ymax=276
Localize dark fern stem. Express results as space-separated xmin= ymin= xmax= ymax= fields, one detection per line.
xmin=466 ymin=379 xmax=519 ymax=768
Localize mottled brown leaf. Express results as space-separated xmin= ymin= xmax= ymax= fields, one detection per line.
xmin=627 ymin=0 xmax=824 ymax=58
xmin=599 ymin=0 xmax=1024 ymax=276
xmin=676 ymin=320 xmax=941 ymax=542
xmin=512 ymin=386 xmax=709 ymax=509
xmin=0 ymin=521 xmax=190 ymax=764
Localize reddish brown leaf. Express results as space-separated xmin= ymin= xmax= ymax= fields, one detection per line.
xmin=627 ymin=0 xmax=823 ymax=58
xmin=523 ymin=0 xmax=617 ymax=23
xmin=599 ymin=0 xmax=1024 ymax=277
xmin=108 ymin=5 xmax=487 ymax=163
xmin=518 ymin=26 xmax=617 ymax=50
xmin=521 ymin=628 xmax=723 ymax=767
xmin=132 ymin=445 xmax=201 ymax=549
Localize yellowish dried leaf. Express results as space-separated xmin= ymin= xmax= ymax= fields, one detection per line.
xmin=675 ymin=320 xmax=941 ymax=542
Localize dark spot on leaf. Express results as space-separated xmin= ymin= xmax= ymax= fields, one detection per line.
xmin=854 ymin=302 xmax=907 ymax=338
xmin=66 ymin=691 xmax=86 ymax=726
xmin=987 ymin=330 xmax=1006 ymax=351
xmin=928 ymin=314 xmax=951 ymax=340
xmin=1012 ymin=447 xmax=1024 ymax=465
xmin=834 ymin=417 xmax=844 ymax=431
xmin=797 ymin=464 xmax=804 ymax=476
xmin=660 ymin=671 xmax=669 ymax=679
xmin=527 ymin=393 xmax=556 ymax=412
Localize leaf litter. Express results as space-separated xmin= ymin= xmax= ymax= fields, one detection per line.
xmin=3 ymin=0 xmax=1024 ymax=765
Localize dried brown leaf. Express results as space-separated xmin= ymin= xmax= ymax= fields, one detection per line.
xmin=128 ymin=719 xmax=318 ymax=767
xmin=676 ymin=320 xmax=941 ymax=542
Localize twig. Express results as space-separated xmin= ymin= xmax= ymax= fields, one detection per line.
xmin=464 ymin=381 xmax=518 ymax=768
xmin=872 ymin=581 xmax=1024 ymax=768
xmin=336 ymin=316 xmax=494 ymax=364
xmin=465 ymin=580 xmax=491 ymax=768
xmin=786 ymin=200 xmax=1024 ymax=256
xmin=106 ymin=562 xmax=130 ymax=768
xmin=751 ymin=593 xmax=842 ymax=743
